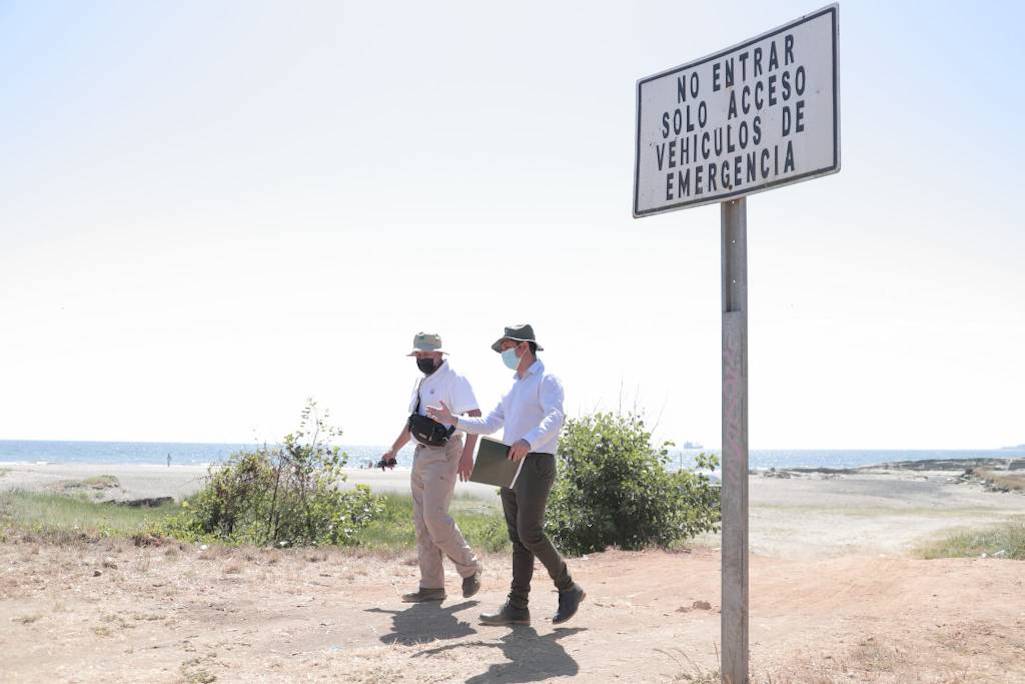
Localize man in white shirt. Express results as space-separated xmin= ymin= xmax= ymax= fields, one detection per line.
xmin=429 ymin=324 xmax=585 ymax=626
xmin=380 ymin=332 xmax=483 ymax=602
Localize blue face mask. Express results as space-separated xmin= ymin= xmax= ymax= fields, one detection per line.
xmin=501 ymin=347 xmax=520 ymax=370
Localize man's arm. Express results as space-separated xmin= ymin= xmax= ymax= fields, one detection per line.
xmin=457 ymin=409 xmax=481 ymax=482
xmin=429 ymin=400 xmax=504 ymax=435
xmin=380 ymin=424 xmax=412 ymax=463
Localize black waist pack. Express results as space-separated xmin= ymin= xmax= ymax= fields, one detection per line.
xmin=408 ymin=413 xmax=455 ymax=447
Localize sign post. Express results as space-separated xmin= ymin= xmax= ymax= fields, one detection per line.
xmin=720 ymin=197 xmax=748 ymax=683
xmin=632 ymin=6 xmax=840 ymax=683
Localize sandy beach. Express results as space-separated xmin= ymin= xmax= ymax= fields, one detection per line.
xmin=0 ymin=462 xmax=212 ymax=504
xmin=0 ymin=462 xmax=500 ymax=506
xmin=2 ymin=460 xmax=1024 ymax=681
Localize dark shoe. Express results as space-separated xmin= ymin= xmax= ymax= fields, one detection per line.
xmin=552 ymin=584 xmax=585 ymax=624
xmin=480 ymin=602 xmax=530 ymax=626
xmin=462 ymin=568 xmax=482 ymax=598
xmin=401 ymin=588 xmax=446 ymax=603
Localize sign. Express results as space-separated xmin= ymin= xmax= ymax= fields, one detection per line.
xmin=633 ymin=4 xmax=839 ymax=217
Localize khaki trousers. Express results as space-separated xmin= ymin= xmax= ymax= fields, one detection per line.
xmin=411 ymin=435 xmax=479 ymax=590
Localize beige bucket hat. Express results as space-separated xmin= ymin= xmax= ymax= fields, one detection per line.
xmin=406 ymin=332 xmax=447 ymax=356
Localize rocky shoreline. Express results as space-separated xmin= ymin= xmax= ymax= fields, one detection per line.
xmin=755 ymin=457 xmax=1025 ymax=495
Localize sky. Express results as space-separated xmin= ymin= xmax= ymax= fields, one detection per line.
xmin=1 ymin=1 xmax=1023 ymax=449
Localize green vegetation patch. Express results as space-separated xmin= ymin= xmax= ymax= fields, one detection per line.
xmin=1 ymin=406 xmax=721 ymax=561
xmin=0 ymin=490 xmax=178 ymax=542
xmin=354 ymin=492 xmax=508 ymax=553
xmin=919 ymin=520 xmax=1025 ymax=560
xmin=159 ymin=400 xmax=385 ymax=547
xmin=547 ymin=412 xmax=720 ymax=556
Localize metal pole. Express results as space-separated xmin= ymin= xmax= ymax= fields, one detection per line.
xmin=720 ymin=197 xmax=749 ymax=684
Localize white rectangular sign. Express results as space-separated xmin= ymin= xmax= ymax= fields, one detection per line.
xmin=633 ymin=4 xmax=840 ymax=217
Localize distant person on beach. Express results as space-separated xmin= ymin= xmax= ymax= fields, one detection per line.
xmin=429 ymin=323 xmax=585 ymax=626
xmin=380 ymin=331 xmax=483 ymax=602
xmin=166 ymin=453 xmax=171 ymax=467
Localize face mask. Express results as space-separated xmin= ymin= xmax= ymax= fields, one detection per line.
xmin=416 ymin=357 xmax=437 ymax=375
xmin=501 ymin=347 xmax=520 ymax=370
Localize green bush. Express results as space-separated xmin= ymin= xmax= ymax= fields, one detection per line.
xmin=159 ymin=400 xmax=382 ymax=546
xmin=546 ymin=412 xmax=720 ymax=556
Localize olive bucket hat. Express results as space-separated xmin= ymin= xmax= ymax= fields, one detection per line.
xmin=407 ymin=332 xmax=447 ymax=356
xmin=490 ymin=323 xmax=544 ymax=353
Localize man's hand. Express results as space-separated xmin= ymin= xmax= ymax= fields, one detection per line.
xmin=457 ymin=451 xmax=474 ymax=481
xmin=426 ymin=400 xmax=456 ymax=425
xmin=378 ymin=449 xmax=397 ymax=470
xmin=508 ymin=439 xmax=530 ymax=462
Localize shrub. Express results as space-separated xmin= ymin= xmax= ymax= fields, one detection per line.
xmin=545 ymin=412 xmax=720 ymax=556
xmin=160 ymin=400 xmax=382 ymax=546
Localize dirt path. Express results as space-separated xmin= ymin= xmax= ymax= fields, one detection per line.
xmin=2 ymin=539 xmax=1023 ymax=683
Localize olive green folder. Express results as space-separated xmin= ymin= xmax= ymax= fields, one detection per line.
xmin=469 ymin=437 xmax=526 ymax=488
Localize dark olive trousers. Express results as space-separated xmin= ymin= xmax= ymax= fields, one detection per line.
xmin=500 ymin=452 xmax=574 ymax=609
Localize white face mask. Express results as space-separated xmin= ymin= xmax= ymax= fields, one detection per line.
xmin=501 ymin=347 xmax=520 ymax=370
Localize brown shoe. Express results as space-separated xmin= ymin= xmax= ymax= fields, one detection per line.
xmin=401 ymin=588 xmax=446 ymax=603
xmin=480 ymin=602 xmax=530 ymax=626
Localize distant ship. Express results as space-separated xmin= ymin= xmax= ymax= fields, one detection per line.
xmin=683 ymin=441 xmax=704 ymax=449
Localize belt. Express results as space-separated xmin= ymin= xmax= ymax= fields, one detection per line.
xmin=414 ymin=435 xmax=462 ymax=447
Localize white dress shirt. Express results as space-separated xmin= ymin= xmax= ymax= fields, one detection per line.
xmin=455 ymin=360 xmax=565 ymax=454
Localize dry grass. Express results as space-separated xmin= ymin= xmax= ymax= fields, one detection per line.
xmin=976 ymin=469 xmax=1025 ymax=492
xmin=47 ymin=475 xmax=120 ymax=494
xmin=845 ymin=638 xmax=910 ymax=673
xmin=12 ymin=613 xmax=42 ymax=625
xmin=197 ymin=544 xmax=230 ymax=561
xmin=918 ymin=519 xmax=1025 ymax=559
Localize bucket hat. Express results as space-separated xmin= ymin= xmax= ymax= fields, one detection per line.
xmin=407 ymin=332 xmax=447 ymax=356
xmin=490 ymin=324 xmax=544 ymax=353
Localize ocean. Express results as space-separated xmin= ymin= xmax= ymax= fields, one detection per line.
xmin=1 ymin=440 xmax=1023 ymax=472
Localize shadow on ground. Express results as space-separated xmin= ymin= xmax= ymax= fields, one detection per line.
xmin=366 ymin=600 xmax=479 ymax=645
xmin=414 ymin=625 xmax=586 ymax=683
